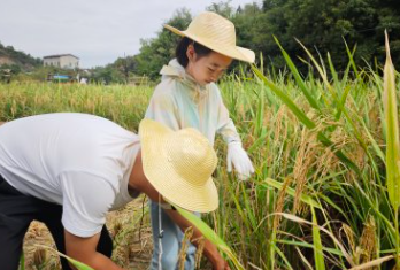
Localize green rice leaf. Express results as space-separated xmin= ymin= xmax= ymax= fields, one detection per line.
xmin=67 ymin=258 xmax=95 ymax=270
xmin=274 ymin=36 xmax=320 ymax=110
xmin=19 ymin=253 xmax=25 ymax=270
xmin=252 ymin=66 xmax=316 ymax=129
xmin=383 ymin=31 xmax=400 ymax=213
xmin=311 ymin=206 xmax=325 ymax=270
xmin=273 ymin=243 xmax=294 ymax=270
xmin=277 ymin=239 xmax=344 ymax=256
xmin=176 ymin=208 xmax=229 ymax=249
xmin=260 ymin=178 xmax=322 ymax=209
xmin=253 ymin=66 xmax=360 ymax=175
xmin=176 ymin=208 xmax=246 ymax=270
xmin=344 ymin=38 xmax=359 ymax=80
xmin=383 ymin=30 xmax=400 ymax=268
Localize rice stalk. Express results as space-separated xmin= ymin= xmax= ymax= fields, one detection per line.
xmin=33 ymin=245 xmax=94 ymax=270
xmin=349 ymin=255 xmax=394 ymax=270
xmin=273 ymin=177 xmax=292 ymax=232
xmin=358 ymin=216 xmax=377 ymax=269
xmin=342 ymin=224 xmax=356 ymax=259
xmin=179 ymin=227 xmax=193 ymax=270
xmin=295 ymin=246 xmax=313 ymax=270
xmin=293 ymin=127 xmax=317 ymax=214
xmin=194 ymin=237 xmax=205 ymax=269
xmin=252 ymin=66 xmax=361 ymax=174
xmin=32 ymin=248 xmax=47 ymax=270
xmin=271 ymin=213 xmax=354 ymax=266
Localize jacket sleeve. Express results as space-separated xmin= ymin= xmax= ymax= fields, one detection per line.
xmin=215 ymin=88 xmax=241 ymax=144
xmin=145 ymin=82 xmax=180 ymax=131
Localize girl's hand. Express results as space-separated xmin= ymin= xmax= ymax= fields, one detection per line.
xmin=227 ymin=141 xmax=254 ymax=180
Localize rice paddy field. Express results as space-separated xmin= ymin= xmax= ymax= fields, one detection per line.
xmin=1 ymin=40 xmax=400 ymax=270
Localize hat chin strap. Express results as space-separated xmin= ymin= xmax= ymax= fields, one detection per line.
xmin=158 ymin=193 xmax=163 ymax=270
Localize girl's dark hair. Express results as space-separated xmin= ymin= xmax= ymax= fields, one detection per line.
xmin=176 ymin=37 xmax=212 ymax=68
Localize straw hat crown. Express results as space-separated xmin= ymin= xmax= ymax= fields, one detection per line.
xmin=168 ymin=129 xmax=217 ymax=186
xmin=164 ymin=12 xmax=255 ymax=63
xmin=139 ymin=119 xmax=218 ymax=212
xmin=187 ymin=12 xmax=236 ymax=48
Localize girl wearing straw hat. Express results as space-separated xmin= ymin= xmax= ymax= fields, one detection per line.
xmin=0 ymin=114 xmax=229 ymax=270
xmin=145 ymin=11 xmax=254 ymax=270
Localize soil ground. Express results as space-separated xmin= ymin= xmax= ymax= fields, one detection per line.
xmin=23 ymin=196 xmax=153 ymax=270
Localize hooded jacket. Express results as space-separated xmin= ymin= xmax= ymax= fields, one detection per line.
xmin=145 ymin=59 xmax=240 ymax=147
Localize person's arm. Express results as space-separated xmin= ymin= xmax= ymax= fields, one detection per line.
xmin=145 ymin=188 xmax=230 ymax=270
xmin=60 ymin=171 xmax=120 ymax=270
xmin=164 ymin=209 xmax=230 ymax=270
xmin=65 ymin=231 xmax=123 ymax=270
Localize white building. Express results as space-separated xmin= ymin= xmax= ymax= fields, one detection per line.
xmin=44 ymin=54 xmax=79 ymax=69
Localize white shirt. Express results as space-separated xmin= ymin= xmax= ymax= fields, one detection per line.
xmin=145 ymin=59 xmax=240 ymax=147
xmin=0 ymin=113 xmax=139 ymax=237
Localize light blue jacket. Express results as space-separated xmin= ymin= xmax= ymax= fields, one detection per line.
xmin=145 ymin=59 xmax=240 ymax=147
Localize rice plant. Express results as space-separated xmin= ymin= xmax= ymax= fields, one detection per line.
xmin=0 ymin=34 xmax=399 ymax=269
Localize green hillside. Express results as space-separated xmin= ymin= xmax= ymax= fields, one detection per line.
xmin=0 ymin=42 xmax=42 ymax=70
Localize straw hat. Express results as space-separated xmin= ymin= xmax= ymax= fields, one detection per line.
xmin=139 ymin=118 xmax=218 ymax=212
xmin=164 ymin=12 xmax=255 ymax=63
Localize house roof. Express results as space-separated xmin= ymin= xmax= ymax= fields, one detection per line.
xmin=44 ymin=54 xmax=79 ymax=60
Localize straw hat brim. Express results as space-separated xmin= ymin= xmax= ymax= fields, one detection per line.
xmin=164 ymin=24 xmax=255 ymax=64
xmin=139 ymin=119 xmax=218 ymax=213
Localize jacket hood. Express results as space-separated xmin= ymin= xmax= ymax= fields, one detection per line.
xmin=160 ymin=59 xmax=207 ymax=92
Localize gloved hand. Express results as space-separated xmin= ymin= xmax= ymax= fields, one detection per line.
xmin=227 ymin=141 xmax=254 ymax=180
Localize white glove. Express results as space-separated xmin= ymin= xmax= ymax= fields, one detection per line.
xmin=227 ymin=141 xmax=254 ymax=180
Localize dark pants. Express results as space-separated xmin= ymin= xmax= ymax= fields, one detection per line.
xmin=0 ymin=174 xmax=113 ymax=270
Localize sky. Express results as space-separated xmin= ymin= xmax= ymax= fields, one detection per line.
xmin=0 ymin=0 xmax=259 ymax=68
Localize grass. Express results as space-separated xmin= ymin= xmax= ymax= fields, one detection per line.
xmin=1 ymin=36 xmax=400 ymax=269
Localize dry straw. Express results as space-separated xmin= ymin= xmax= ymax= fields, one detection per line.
xmin=293 ymin=127 xmax=317 ymax=215
xmin=273 ymin=177 xmax=292 ymax=232
xmin=194 ymin=237 xmax=205 ymax=269
xmin=179 ymin=227 xmax=194 ymax=270
xmin=358 ymin=216 xmax=377 ymax=269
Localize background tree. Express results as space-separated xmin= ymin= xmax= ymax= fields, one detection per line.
xmin=82 ymin=0 xmax=400 ymax=82
xmin=0 ymin=42 xmax=42 ymax=73
xmin=6 ymin=0 xmax=398 ymax=82
xmin=133 ymin=8 xmax=192 ymax=79
xmin=130 ymin=0 xmax=400 ymax=78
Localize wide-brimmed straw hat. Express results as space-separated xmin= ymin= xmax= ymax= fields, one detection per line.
xmin=164 ymin=12 xmax=255 ymax=63
xmin=139 ymin=118 xmax=218 ymax=212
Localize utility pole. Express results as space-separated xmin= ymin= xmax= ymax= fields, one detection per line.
xmin=124 ymin=52 xmax=129 ymax=84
